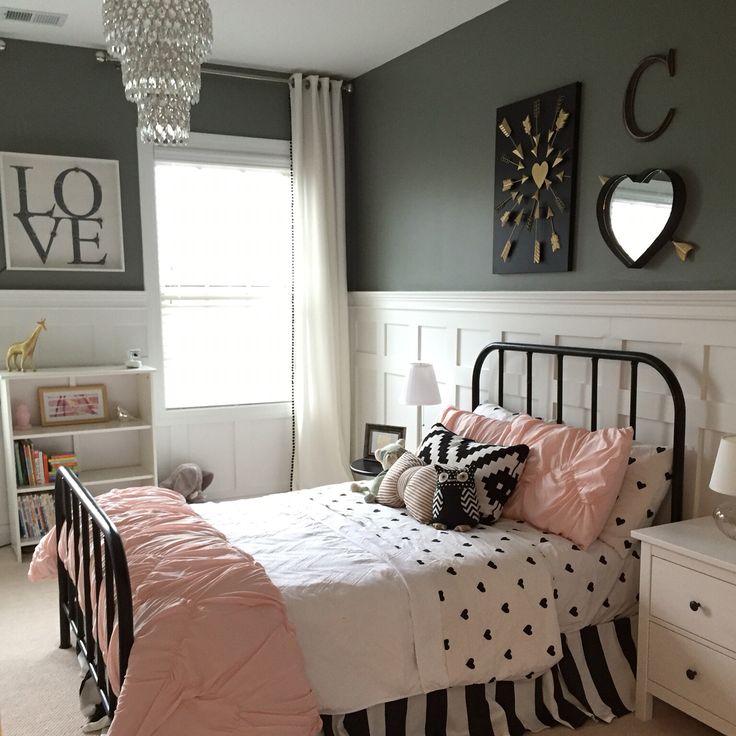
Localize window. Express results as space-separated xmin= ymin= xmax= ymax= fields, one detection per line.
xmin=153 ymin=139 xmax=292 ymax=410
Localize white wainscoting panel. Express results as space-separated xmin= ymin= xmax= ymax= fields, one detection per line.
xmin=349 ymin=291 xmax=736 ymax=521
xmin=0 ymin=290 xmax=292 ymax=549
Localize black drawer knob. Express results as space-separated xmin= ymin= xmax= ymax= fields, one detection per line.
xmin=686 ymin=668 xmax=697 ymax=681
xmin=689 ymin=600 xmax=701 ymax=612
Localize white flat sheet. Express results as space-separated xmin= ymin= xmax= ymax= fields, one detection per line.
xmin=195 ymin=484 xmax=638 ymax=714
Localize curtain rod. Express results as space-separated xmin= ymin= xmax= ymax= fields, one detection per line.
xmin=94 ymin=50 xmax=353 ymax=93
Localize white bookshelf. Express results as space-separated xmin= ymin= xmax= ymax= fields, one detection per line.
xmin=1 ymin=365 xmax=157 ymax=561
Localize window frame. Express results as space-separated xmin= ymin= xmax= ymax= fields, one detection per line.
xmin=138 ymin=132 xmax=292 ymax=425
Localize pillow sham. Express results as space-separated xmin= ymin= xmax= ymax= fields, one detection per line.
xmin=432 ymin=464 xmax=480 ymax=530
xmin=439 ymin=405 xmax=510 ymax=445
xmin=598 ymin=444 xmax=673 ymax=557
xmin=473 ymin=403 xmax=517 ymax=421
xmin=377 ymin=452 xmax=424 ymax=507
xmin=417 ymin=424 xmax=529 ymax=524
xmin=500 ymin=415 xmax=633 ymax=548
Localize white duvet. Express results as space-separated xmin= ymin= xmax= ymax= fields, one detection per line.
xmin=195 ymin=484 xmax=637 ymax=715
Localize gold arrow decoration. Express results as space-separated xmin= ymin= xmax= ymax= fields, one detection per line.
xmin=500 ymin=210 xmax=511 ymax=226
xmin=501 ymin=240 xmax=513 ymax=262
xmin=673 ymin=241 xmax=695 ymax=262
xmin=533 ymin=240 xmax=541 ymax=264
xmin=495 ymin=194 xmax=513 ymax=211
xmin=552 ymin=150 xmax=566 ymax=168
xmin=598 ymin=175 xmax=610 ymax=185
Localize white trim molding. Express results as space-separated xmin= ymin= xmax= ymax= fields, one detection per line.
xmin=349 ymin=290 xmax=736 ymax=521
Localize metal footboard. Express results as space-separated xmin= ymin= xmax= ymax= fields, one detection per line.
xmin=55 ymin=466 xmax=134 ymax=718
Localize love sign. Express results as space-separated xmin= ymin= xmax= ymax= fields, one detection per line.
xmin=0 ymin=152 xmax=125 ymax=272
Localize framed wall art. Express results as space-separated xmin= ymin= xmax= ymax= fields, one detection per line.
xmin=363 ymin=423 xmax=406 ymax=458
xmin=38 ymin=384 xmax=109 ymax=427
xmin=492 ymin=82 xmax=581 ymax=273
xmin=0 ymin=151 xmax=125 ymax=272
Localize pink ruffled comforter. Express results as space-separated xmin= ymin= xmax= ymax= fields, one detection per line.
xmin=29 ymin=486 xmax=321 ymax=736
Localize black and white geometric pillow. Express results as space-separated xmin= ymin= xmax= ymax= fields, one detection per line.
xmin=432 ymin=464 xmax=480 ymax=530
xmin=418 ymin=424 xmax=529 ymax=524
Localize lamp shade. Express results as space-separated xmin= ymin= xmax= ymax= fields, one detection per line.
xmin=710 ymin=435 xmax=736 ymax=496
xmin=402 ymin=362 xmax=441 ymax=406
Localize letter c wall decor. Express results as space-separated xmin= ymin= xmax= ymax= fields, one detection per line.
xmin=624 ymin=48 xmax=676 ymax=142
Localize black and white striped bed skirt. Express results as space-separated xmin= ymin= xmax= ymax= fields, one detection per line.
xmin=321 ymin=617 xmax=636 ymax=736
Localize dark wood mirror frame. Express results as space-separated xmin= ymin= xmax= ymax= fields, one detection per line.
xmin=596 ymin=168 xmax=686 ymax=269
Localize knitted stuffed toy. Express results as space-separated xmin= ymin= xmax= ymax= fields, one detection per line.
xmin=350 ymin=439 xmax=406 ymax=503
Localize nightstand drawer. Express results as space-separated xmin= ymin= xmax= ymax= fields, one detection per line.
xmin=649 ymin=623 xmax=736 ymax=726
xmin=650 ymin=556 xmax=736 ymax=651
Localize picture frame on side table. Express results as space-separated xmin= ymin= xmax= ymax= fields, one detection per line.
xmin=38 ymin=384 xmax=109 ymax=427
xmin=363 ymin=423 xmax=406 ymax=459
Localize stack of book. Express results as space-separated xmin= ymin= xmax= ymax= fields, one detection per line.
xmin=14 ymin=439 xmax=50 ymax=487
xmin=13 ymin=440 xmax=79 ymax=487
xmin=18 ymin=492 xmax=55 ymax=540
xmin=48 ymin=453 xmax=79 ymax=480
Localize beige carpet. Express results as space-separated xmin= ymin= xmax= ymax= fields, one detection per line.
xmin=0 ymin=545 xmax=721 ymax=736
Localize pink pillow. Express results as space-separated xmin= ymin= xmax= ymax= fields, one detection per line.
xmin=439 ymin=406 xmax=511 ymax=445
xmin=501 ymin=416 xmax=633 ymax=547
xmin=439 ymin=406 xmax=635 ymax=548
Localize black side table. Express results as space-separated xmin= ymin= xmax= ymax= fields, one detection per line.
xmin=350 ymin=457 xmax=382 ymax=478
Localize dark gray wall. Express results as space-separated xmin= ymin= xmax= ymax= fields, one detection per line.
xmin=0 ymin=39 xmax=290 ymax=290
xmin=347 ymin=0 xmax=736 ymax=291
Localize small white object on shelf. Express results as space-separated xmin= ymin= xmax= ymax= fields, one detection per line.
xmin=126 ymin=348 xmax=143 ymax=369
xmin=633 ymin=517 xmax=736 ymax=735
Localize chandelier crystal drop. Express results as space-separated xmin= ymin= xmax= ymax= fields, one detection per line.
xmin=103 ymin=0 xmax=213 ymax=145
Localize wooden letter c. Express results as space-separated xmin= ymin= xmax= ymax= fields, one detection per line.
xmin=623 ymin=48 xmax=676 ymax=142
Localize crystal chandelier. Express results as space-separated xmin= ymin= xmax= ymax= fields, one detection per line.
xmin=102 ymin=0 xmax=213 ymax=145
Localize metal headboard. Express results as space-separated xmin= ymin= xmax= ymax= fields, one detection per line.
xmin=471 ymin=342 xmax=686 ymax=522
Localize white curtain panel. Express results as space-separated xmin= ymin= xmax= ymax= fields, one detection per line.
xmin=290 ymin=72 xmax=352 ymax=488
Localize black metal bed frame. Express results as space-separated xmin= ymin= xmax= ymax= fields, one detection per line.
xmin=55 ymin=465 xmax=134 ymax=718
xmin=471 ymin=342 xmax=686 ymax=522
xmin=53 ymin=342 xmax=686 ymax=722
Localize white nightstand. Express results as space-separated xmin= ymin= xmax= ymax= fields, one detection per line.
xmin=633 ymin=517 xmax=736 ymax=735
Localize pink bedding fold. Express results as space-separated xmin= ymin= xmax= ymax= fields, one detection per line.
xmin=29 ymin=486 xmax=321 ymax=736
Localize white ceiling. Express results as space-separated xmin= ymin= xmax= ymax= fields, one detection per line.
xmin=0 ymin=0 xmax=507 ymax=78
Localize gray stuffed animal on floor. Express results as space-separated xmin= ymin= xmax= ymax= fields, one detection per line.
xmin=159 ymin=463 xmax=214 ymax=503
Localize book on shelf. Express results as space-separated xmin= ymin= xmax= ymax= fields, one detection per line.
xmin=48 ymin=453 xmax=79 ymax=479
xmin=12 ymin=440 xmax=78 ymax=488
xmin=17 ymin=492 xmax=55 ymax=541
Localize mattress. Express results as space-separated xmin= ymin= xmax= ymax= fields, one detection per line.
xmin=195 ymin=483 xmax=639 ymax=714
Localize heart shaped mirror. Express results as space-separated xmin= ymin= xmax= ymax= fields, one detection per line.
xmin=597 ymin=169 xmax=686 ymax=268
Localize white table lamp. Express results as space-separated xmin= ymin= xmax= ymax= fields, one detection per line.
xmin=402 ymin=362 xmax=441 ymax=442
xmin=709 ymin=435 xmax=736 ymax=539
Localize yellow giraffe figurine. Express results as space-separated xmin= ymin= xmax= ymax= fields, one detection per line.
xmin=5 ymin=319 xmax=47 ymax=372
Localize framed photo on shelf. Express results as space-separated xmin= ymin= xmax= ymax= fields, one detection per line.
xmin=38 ymin=384 xmax=109 ymax=427
xmin=363 ymin=423 xmax=406 ymax=459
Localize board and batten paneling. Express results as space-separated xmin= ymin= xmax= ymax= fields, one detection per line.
xmin=0 ymin=290 xmax=291 ymax=548
xmin=349 ymin=291 xmax=736 ymax=520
